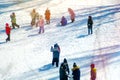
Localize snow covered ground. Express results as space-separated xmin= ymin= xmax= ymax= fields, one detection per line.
xmin=0 ymin=0 xmax=120 ymax=80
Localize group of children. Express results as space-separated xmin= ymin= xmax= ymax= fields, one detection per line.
xmin=50 ymin=43 xmax=96 ymax=80
xmin=5 ymin=7 xmax=93 ymax=42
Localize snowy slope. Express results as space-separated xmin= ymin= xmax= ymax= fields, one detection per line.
xmin=0 ymin=0 xmax=120 ymax=80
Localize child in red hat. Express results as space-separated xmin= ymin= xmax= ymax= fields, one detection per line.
xmin=90 ymin=63 xmax=97 ymax=80
xmin=5 ymin=23 xmax=11 ymax=42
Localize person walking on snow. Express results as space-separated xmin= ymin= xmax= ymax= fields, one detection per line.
xmin=72 ymin=62 xmax=80 ymax=80
xmin=30 ymin=9 xmax=37 ymax=27
xmin=5 ymin=23 xmax=11 ymax=42
xmin=10 ymin=12 xmax=19 ymax=29
xmin=44 ymin=8 xmax=51 ymax=24
xmin=50 ymin=43 xmax=60 ymax=67
xmin=61 ymin=16 xmax=67 ymax=26
xmin=90 ymin=63 xmax=97 ymax=80
xmin=36 ymin=15 xmax=44 ymax=34
xmin=59 ymin=63 xmax=68 ymax=80
xmin=68 ymin=8 xmax=75 ymax=23
xmin=87 ymin=16 xmax=93 ymax=35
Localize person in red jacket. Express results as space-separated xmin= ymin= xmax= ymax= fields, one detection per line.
xmin=5 ymin=23 xmax=11 ymax=42
xmin=90 ymin=63 xmax=97 ymax=80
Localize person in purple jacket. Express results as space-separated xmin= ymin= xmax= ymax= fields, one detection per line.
xmin=61 ymin=16 xmax=67 ymax=26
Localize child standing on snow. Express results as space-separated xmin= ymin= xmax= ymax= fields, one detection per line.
xmin=10 ymin=12 xmax=20 ymax=29
xmin=5 ymin=23 xmax=11 ymax=42
xmin=44 ymin=8 xmax=51 ymax=24
xmin=68 ymin=8 xmax=75 ymax=23
xmin=90 ymin=63 xmax=97 ymax=80
xmin=36 ymin=15 xmax=44 ymax=34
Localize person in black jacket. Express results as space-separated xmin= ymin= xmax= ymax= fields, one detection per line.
xmin=72 ymin=63 xmax=80 ymax=80
xmin=87 ymin=16 xmax=93 ymax=35
xmin=59 ymin=63 xmax=68 ymax=80
xmin=63 ymin=58 xmax=70 ymax=75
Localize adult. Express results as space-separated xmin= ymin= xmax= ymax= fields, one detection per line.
xmin=59 ymin=63 xmax=68 ymax=80
xmin=72 ymin=63 xmax=80 ymax=80
xmin=87 ymin=16 xmax=93 ymax=35
xmin=50 ymin=43 xmax=60 ymax=67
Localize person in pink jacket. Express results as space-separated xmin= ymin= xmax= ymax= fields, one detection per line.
xmin=68 ymin=8 xmax=75 ymax=23
xmin=36 ymin=15 xmax=44 ymax=34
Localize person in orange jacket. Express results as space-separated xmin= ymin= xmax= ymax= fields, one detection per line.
xmin=44 ymin=8 xmax=51 ymax=24
xmin=90 ymin=63 xmax=97 ymax=80
xmin=5 ymin=23 xmax=11 ymax=42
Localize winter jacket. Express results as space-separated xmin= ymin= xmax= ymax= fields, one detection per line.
xmin=63 ymin=63 xmax=70 ymax=75
xmin=37 ymin=18 xmax=44 ymax=27
xmin=10 ymin=14 xmax=16 ymax=23
xmin=91 ymin=68 xmax=96 ymax=80
xmin=68 ymin=8 xmax=75 ymax=20
xmin=59 ymin=63 xmax=68 ymax=80
xmin=52 ymin=47 xmax=60 ymax=59
xmin=45 ymin=9 xmax=51 ymax=20
xmin=72 ymin=66 xmax=80 ymax=80
xmin=87 ymin=17 xmax=93 ymax=28
xmin=5 ymin=23 xmax=11 ymax=35
xmin=61 ymin=16 xmax=67 ymax=26
xmin=30 ymin=11 xmax=37 ymax=19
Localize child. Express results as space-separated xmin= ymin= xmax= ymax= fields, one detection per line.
xmin=5 ymin=23 xmax=11 ymax=42
xmin=36 ymin=15 xmax=44 ymax=34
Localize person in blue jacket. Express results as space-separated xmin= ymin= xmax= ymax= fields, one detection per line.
xmin=50 ymin=43 xmax=60 ymax=67
xmin=61 ymin=16 xmax=67 ymax=26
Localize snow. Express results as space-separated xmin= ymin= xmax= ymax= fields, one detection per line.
xmin=0 ymin=0 xmax=120 ymax=80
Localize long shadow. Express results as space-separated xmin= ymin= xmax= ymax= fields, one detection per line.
xmin=77 ymin=34 xmax=89 ymax=38
xmin=59 ymin=4 xmax=120 ymax=35
xmin=0 ymin=41 xmax=6 ymax=45
xmin=67 ymin=44 xmax=120 ymax=77
xmin=38 ymin=63 xmax=52 ymax=72
xmin=49 ymin=76 xmax=58 ymax=80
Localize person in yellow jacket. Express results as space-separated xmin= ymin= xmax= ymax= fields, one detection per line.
xmin=72 ymin=63 xmax=80 ymax=80
xmin=30 ymin=9 xmax=37 ymax=27
xmin=10 ymin=12 xmax=19 ymax=29
xmin=90 ymin=63 xmax=97 ymax=80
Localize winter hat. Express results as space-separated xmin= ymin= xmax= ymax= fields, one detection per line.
xmin=54 ymin=43 xmax=58 ymax=47
xmin=6 ymin=23 xmax=9 ymax=26
xmin=90 ymin=63 xmax=95 ymax=68
xmin=73 ymin=62 xmax=77 ymax=67
xmin=63 ymin=58 xmax=67 ymax=63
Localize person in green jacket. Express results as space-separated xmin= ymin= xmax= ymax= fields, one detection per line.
xmin=10 ymin=12 xmax=19 ymax=29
